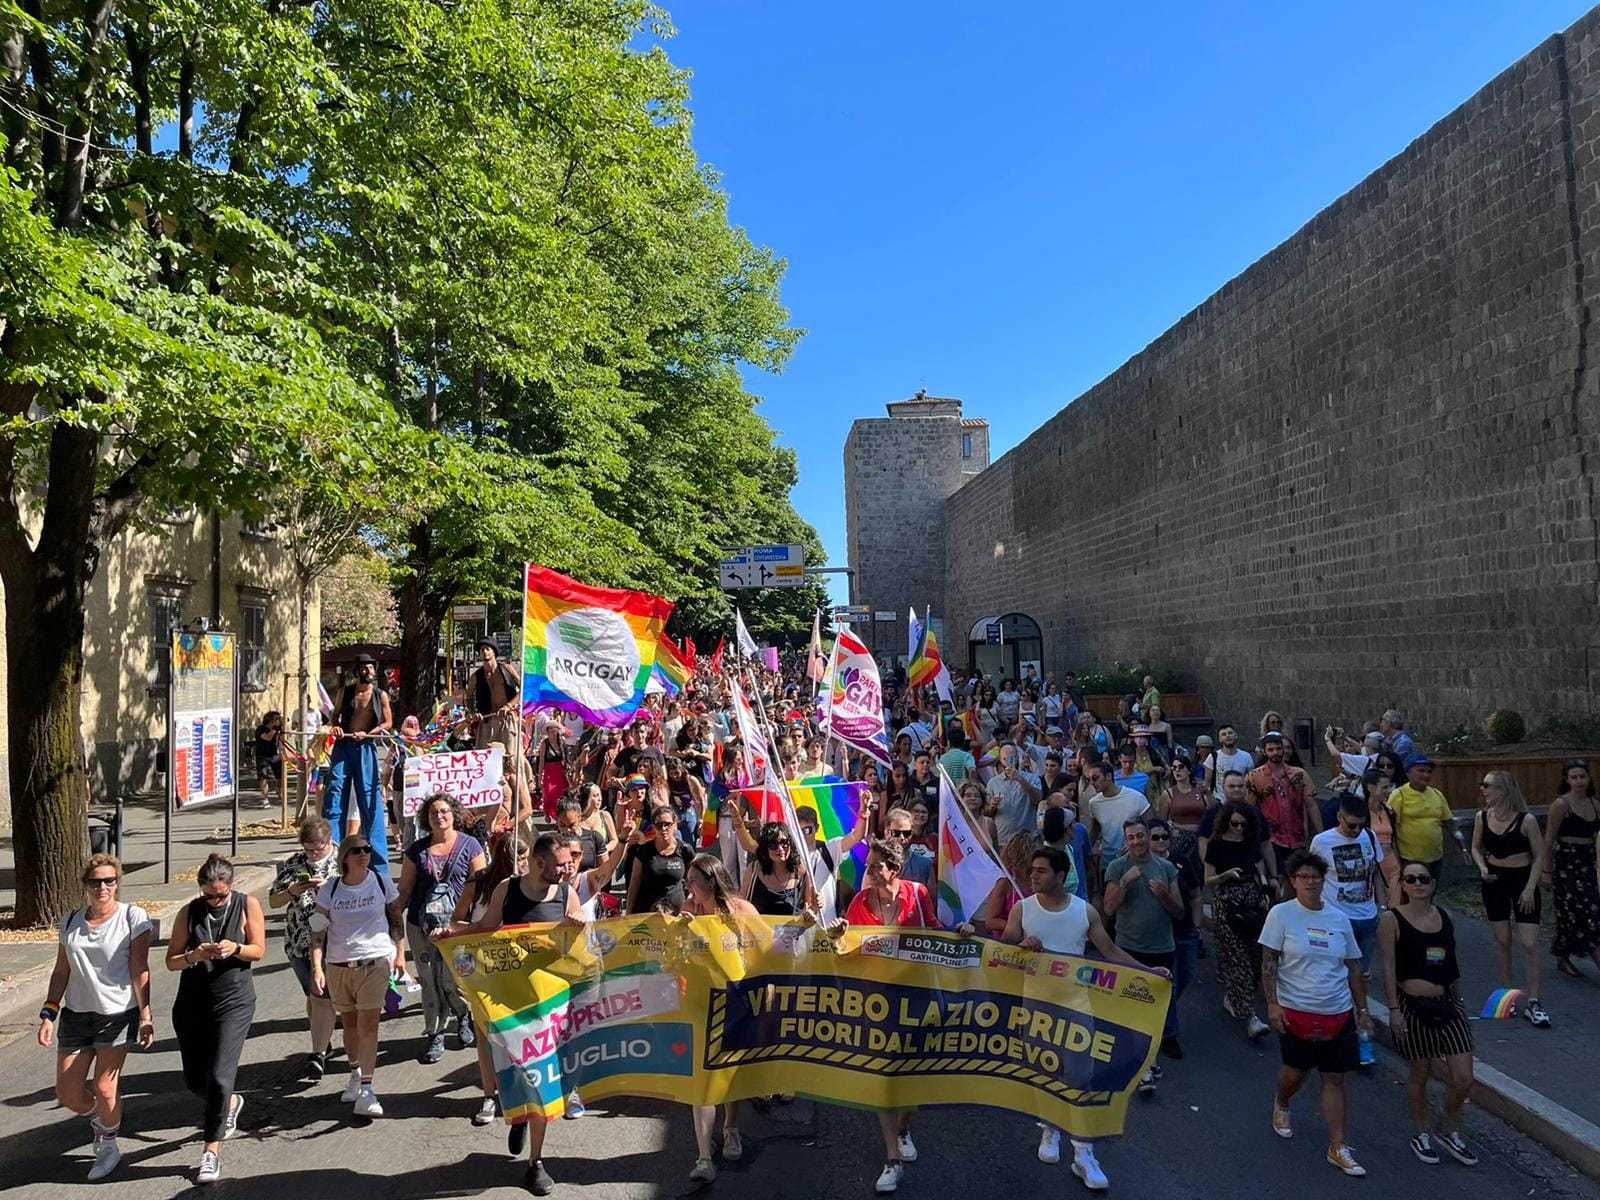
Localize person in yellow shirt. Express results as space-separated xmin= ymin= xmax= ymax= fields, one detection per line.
xmin=1389 ymin=756 xmax=1463 ymax=879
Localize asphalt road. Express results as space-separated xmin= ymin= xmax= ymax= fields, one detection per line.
xmin=0 ymin=925 xmax=1594 ymax=1200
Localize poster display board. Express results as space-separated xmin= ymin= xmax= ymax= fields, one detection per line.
xmin=170 ymin=630 xmax=238 ymax=811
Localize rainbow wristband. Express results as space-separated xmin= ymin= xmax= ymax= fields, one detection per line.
xmin=39 ymin=1001 xmax=61 ymax=1023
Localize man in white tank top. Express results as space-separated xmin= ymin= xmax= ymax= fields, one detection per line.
xmin=1001 ymin=847 xmax=1150 ymax=1192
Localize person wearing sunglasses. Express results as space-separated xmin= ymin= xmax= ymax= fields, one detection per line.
xmin=1378 ymin=863 xmax=1477 ymax=1166
xmin=310 ymin=834 xmax=404 ymax=1119
xmin=1471 ymin=771 xmax=1550 ymax=1027
xmin=743 ymin=821 xmax=815 ymax=916
xmin=1204 ymin=798 xmax=1273 ymax=1039
xmin=1260 ymin=850 xmax=1371 ymax=1178
xmin=37 ymin=853 xmax=153 ymax=1183
xmin=1148 ymin=817 xmax=1202 ymax=1059
xmin=269 ymin=816 xmax=340 ymax=1079
xmin=626 ymin=805 xmax=696 ymax=915
xmin=165 ymin=854 xmax=267 ymax=1184
xmin=1104 ymin=820 xmax=1183 ymax=1084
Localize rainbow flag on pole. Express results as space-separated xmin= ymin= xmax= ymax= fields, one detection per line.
xmin=790 ymin=775 xmax=870 ymax=889
xmin=651 ymin=634 xmax=692 ymax=696
xmin=936 ymin=768 xmax=1007 ymax=928
xmin=520 ymin=565 xmax=674 ymax=727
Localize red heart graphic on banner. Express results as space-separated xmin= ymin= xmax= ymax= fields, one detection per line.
xmin=672 ymin=1042 xmax=688 ymax=1055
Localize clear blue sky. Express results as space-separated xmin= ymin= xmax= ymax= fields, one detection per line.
xmin=657 ymin=0 xmax=1594 ymax=606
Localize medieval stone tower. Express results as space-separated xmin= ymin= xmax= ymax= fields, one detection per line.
xmin=842 ymin=391 xmax=989 ymax=666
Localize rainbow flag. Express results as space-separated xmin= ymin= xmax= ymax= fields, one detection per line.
xmin=520 ymin=565 xmax=674 ymax=728
xmin=656 ymin=634 xmax=692 ymax=692
xmin=935 ymin=769 xmax=1006 ymax=927
xmin=789 ymin=775 xmax=870 ymax=889
xmin=1479 ymin=987 xmax=1525 ymax=1020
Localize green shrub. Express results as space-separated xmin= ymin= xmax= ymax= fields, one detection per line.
xmin=1072 ymin=664 xmax=1185 ymax=697
xmin=1484 ymin=710 xmax=1525 ymax=745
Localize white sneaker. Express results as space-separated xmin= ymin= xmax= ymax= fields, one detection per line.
xmin=339 ymin=1069 xmax=362 ymax=1102
xmin=353 ymin=1087 xmax=384 ymax=1117
xmin=86 ymin=1137 xmax=121 ymax=1182
xmin=197 ymin=1149 xmax=221 ymax=1184
xmin=1038 ymin=1127 xmax=1061 ymax=1163
xmin=1246 ymin=1015 xmax=1270 ymax=1040
xmin=875 ymin=1162 xmax=904 ymax=1193
xmin=1072 ymin=1145 xmax=1109 ymax=1191
xmin=896 ymin=1132 xmax=918 ymax=1162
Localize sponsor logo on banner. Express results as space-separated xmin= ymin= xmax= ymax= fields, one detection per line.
xmin=859 ymin=934 xmax=898 ymax=959
xmin=985 ymin=946 xmax=1040 ymax=976
xmin=1119 ymin=979 xmax=1157 ymax=1005
xmin=1075 ymin=965 xmax=1118 ymax=991
xmin=545 ymin=607 xmax=641 ymax=708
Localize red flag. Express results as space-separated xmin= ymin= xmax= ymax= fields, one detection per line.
xmin=684 ymin=638 xmax=698 ymax=672
xmin=710 ymin=636 xmax=726 ymax=677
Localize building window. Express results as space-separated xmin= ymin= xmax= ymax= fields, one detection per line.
xmin=962 ymin=432 xmax=973 ymax=459
xmin=148 ymin=587 xmax=188 ymax=690
xmin=240 ymin=596 xmax=268 ymax=693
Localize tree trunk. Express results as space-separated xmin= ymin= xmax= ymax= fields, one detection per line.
xmin=297 ymin=566 xmax=314 ymax=811
xmin=397 ymin=525 xmax=447 ymax=723
xmin=3 ymin=424 xmax=100 ymax=926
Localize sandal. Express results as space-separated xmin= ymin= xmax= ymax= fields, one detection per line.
xmin=1556 ymin=958 xmax=1582 ymax=979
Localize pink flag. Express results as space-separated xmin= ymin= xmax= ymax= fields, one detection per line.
xmin=763 ymin=646 xmax=781 ymax=673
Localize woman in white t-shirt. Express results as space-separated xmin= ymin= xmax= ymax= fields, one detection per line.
xmin=37 ymin=854 xmax=154 ymax=1183
xmin=311 ymin=834 xmax=403 ymax=1119
xmin=1260 ymin=849 xmax=1373 ymax=1178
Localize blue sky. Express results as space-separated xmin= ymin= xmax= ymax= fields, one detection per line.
xmin=657 ymin=1 xmax=1594 ymax=605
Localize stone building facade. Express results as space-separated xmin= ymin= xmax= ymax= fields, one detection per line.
xmin=846 ymin=9 xmax=1600 ymax=730
xmin=843 ymin=393 xmax=988 ymax=665
xmin=0 ymin=512 xmax=318 ymax=819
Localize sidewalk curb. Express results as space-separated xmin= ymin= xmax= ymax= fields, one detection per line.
xmin=1367 ymin=997 xmax=1600 ymax=1182
xmin=0 ymin=863 xmax=278 ymax=1029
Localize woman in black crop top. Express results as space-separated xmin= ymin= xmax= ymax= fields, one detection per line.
xmin=1469 ymin=771 xmax=1548 ymax=1027
xmin=1378 ymin=863 xmax=1477 ymax=1167
xmin=1542 ymin=758 xmax=1600 ymax=980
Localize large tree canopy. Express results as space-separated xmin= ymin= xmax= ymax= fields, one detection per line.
xmin=0 ymin=0 xmax=822 ymax=924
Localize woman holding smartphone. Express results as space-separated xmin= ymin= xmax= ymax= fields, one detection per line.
xmin=269 ymin=816 xmax=339 ymax=1078
xmin=165 ymin=854 xmax=267 ymax=1184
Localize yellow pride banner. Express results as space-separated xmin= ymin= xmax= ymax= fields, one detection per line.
xmin=442 ymin=916 xmax=1169 ymax=1140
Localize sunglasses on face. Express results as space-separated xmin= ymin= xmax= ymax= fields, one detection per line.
xmin=1403 ymin=873 xmax=1433 ymax=885
xmin=1227 ymin=820 xmax=1247 ymax=829
xmin=1149 ymin=834 xmax=1171 ymax=842
xmin=887 ymin=828 xmax=913 ymax=838
xmin=349 ymin=845 xmax=373 ymax=856
xmin=800 ymin=827 xmax=817 ymax=838
xmin=85 ymin=877 xmax=118 ymax=889
xmin=768 ymin=837 xmax=790 ymax=848
xmin=202 ymin=890 xmax=231 ymax=904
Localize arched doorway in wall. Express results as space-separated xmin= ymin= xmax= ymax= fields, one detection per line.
xmin=966 ymin=612 xmax=1043 ymax=687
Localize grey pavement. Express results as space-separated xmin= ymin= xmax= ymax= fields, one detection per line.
xmin=0 ymin=913 xmax=1595 ymax=1199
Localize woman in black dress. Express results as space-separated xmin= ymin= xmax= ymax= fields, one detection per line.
xmin=165 ymin=855 xmax=267 ymax=1185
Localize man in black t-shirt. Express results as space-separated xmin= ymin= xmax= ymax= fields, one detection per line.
xmin=909 ymin=749 xmax=940 ymax=817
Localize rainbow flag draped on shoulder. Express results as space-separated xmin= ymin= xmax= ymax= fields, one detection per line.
xmin=521 ymin=565 xmax=674 ymax=727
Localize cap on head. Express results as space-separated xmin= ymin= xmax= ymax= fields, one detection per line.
xmin=1405 ymin=753 xmax=1434 ymax=770
xmin=1195 ymin=735 xmax=1215 ymax=748
xmin=354 ymin=653 xmax=377 ymax=667
xmin=1262 ymin=731 xmax=1286 ymax=743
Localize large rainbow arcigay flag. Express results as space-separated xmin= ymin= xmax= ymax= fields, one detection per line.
xmin=520 ymin=565 xmax=674 ymax=727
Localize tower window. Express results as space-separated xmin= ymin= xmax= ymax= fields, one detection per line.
xmin=962 ymin=432 xmax=973 ymax=459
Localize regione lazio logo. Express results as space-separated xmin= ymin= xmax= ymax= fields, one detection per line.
xmin=545 ymin=607 xmax=640 ymax=707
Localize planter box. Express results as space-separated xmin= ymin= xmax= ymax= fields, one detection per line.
xmin=1082 ymin=693 xmax=1207 ymax=720
xmin=1431 ymin=752 xmax=1581 ymax=813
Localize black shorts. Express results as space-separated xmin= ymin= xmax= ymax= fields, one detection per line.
xmin=1278 ymin=1012 xmax=1359 ymax=1074
xmin=1481 ymin=865 xmax=1541 ymax=924
xmin=258 ymin=759 xmax=281 ymax=783
xmin=56 ymin=1007 xmax=138 ymax=1053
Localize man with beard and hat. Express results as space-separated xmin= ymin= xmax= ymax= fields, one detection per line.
xmin=326 ymin=654 xmax=395 ymax=872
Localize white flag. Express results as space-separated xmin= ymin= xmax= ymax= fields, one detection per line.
xmin=735 ymin=608 xmax=759 ymax=659
xmin=935 ymin=768 xmax=1007 ymax=928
